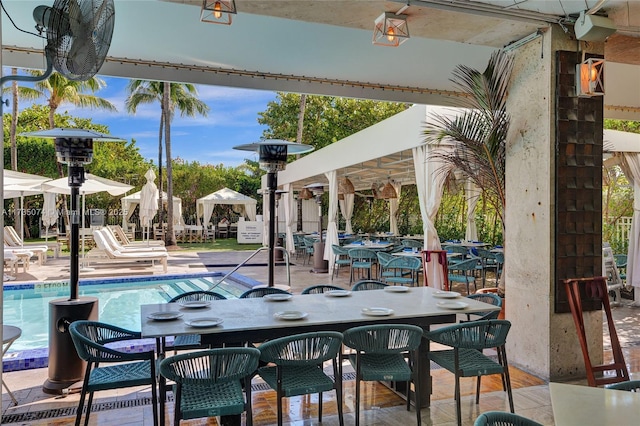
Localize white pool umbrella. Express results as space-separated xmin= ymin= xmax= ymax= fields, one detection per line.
xmin=139 ymin=169 xmax=159 ymax=243
xmin=42 ymin=192 xmax=58 ymax=241
xmin=42 ymin=173 xmax=133 ymax=267
xmin=3 ymin=170 xmax=51 ymax=243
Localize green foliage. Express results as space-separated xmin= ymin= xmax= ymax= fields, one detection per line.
xmin=258 ymin=93 xmax=409 ymax=151
xmin=605 ymin=119 xmax=640 ymax=133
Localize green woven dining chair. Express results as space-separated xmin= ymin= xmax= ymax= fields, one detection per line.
xmin=383 ymin=256 xmax=422 ymax=286
xmin=257 ymin=331 xmax=344 ymax=426
xmin=351 ymin=279 xmax=388 ymax=291
xmin=331 ymin=244 xmax=352 ymax=279
xmin=301 ymin=284 xmax=344 ymax=294
xmin=159 ymin=347 xmax=260 ymax=426
xmin=474 ymin=411 xmax=543 ymax=426
xmin=606 ymin=379 xmax=640 ymax=392
xmin=463 ymin=293 xmax=503 ymax=322
xmin=342 ymin=324 xmax=424 ymax=426
xmin=69 ymin=321 xmax=158 ymax=426
xmin=169 ymin=291 xmax=227 ymax=353
xmin=425 ymin=320 xmax=514 ymax=426
xmin=239 ymin=287 xmax=291 ymax=298
xmin=448 ymin=257 xmax=481 ymax=295
xmin=348 ymin=248 xmax=378 ymax=283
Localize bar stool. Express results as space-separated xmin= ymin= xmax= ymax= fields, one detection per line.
xmin=2 ymin=325 xmax=22 ymax=405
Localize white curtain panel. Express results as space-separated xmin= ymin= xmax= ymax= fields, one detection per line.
xmin=201 ymin=201 xmax=215 ymax=227
xmin=42 ymin=192 xmax=58 ymax=228
xmin=324 ymin=171 xmax=339 ymax=273
xmin=339 ymin=193 xmax=355 ymax=234
xmin=246 ymin=203 xmax=257 ymax=221
xmin=413 ymin=144 xmax=450 ymax=290
xmin=283 ymin=183 xmax=296 ymax=254
xmin=619 ymin=152 xmax=640 ymax=292
xmin=464 ymin=179 xmax=481 ymax=242
xmin=389 ymin=181 xmax=402 ymax=235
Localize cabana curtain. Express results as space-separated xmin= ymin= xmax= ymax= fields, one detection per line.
xmin=339 ymin=193 xmax=355 ymax=234
xmin=619 ymin=152 xmax=640 ymax=292
xmin=465 ymin=179 xmax=481 ymax=242
xmin=324 ymin=171 xmax=339 ymax=274
xmin=389 ymin=180 xmax=402 ymax=235
xmin=283 ymin=183 xmax=296 ymax=254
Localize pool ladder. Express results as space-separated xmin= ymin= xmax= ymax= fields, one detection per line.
xmin=208 ymin=246 xmax=291 ymax=290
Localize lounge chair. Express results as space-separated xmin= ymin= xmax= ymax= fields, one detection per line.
xmin=3 ymin=248 xmax=33 ymax=275
xmin=99 ymin=228 xmax=167 ymax=253
xmin=109 ymin=225 xmax=165 ymax=247
xmin=90 ymin=230 xmax=168 ymax=273
xmin=3 ymin=226 xmax=49 ymax=265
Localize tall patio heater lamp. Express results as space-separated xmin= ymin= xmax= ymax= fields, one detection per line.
xmin=305 ymin=183 xmax=329 ymax=273
xmin=233 ymin=140 xmax=313 ymax=286
xmin=20 ymin=128 xmax=124 ymax=394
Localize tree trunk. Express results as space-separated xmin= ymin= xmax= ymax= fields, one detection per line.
xmin=10 ymin=69 xmax=21 ymax=237
xmin=163 ymin=82 xmax=176 ymax=246
xmin=157 ymin=110 xmax=164 ymax=228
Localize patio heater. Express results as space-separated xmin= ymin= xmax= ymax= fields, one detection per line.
xmin=20 ymin=128 xmax=124 ymax=394
xmin=305 ymin=183 xmax=329 ymax=273
xmin=234 ymin=140 xmax=313 ymax=286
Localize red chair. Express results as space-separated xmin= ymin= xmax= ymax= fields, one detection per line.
xmin=422 ymin=250 xmax=449 ymax=290
xmin=564 ymin=276 xmax=629 ymax=387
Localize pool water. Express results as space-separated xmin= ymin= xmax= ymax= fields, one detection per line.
xmin=3 ymin=273 xmax=255 ymax=353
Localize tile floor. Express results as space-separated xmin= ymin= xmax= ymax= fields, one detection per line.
xmin=2 ymin=247 xmax=639 ymax=425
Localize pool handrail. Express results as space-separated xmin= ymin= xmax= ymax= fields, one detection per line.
xmin=208 ymin=246 xmax=290 ymax=290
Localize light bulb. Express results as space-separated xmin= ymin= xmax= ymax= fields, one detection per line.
xmin=386 ymin=26 xmax=396 ymax=42
xmin=590 ymin=66 xmax=598 ymax=82
xmin=213 ymin=1 xmax=222 ymax=19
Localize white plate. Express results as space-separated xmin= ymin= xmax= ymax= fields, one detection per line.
xmin=178 ymin=300 xmax=211 ymax=309
xmin=264 ymin=294 xmax=293 ymax=301
xmin=436 ymin=301 xmax=469 ymax=310
xmin=147 ymin=311 xmax=183 ymax=321
xmin=325 ymin=290 xmax=351 ymax=297
xmin=384 ymin=286 xmax=410 ymax=293
xmin=184 ymin=317 xmax=224 ymax=328
xmin=274 ymin=311 xmax=308 ymax=320
xmin=432 ymin=291 xmax=461 ymax=299
xmin=361 ymin=307 xmax=394 ymax=316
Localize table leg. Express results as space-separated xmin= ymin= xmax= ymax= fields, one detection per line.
xmin=418 ymin=331 xmax=431 ymax=408
xmin=156 ymin=337 xmax=166 ymax=426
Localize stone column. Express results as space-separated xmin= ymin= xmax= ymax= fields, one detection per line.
xmin=505 ymin=26 xmax=605 ymax=381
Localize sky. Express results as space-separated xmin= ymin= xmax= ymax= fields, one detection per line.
xmin=17 ymin=72 xmax=279 ymax=168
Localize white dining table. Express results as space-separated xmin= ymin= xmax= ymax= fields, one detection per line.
xmin=141 ymin=286 xmax=499 ymax=424
xmin=549 ymin=382 xmax=640 ymax=425
xmin=343 ymin=242 xmax=394 ymax=250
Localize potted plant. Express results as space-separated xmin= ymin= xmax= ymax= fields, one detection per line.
xmin=423 ymin=50 xmax=514 ymax=303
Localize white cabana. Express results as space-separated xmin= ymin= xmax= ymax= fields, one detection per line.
xmin=604 ymin=129 xmax=640 ymax=306
xmin=121 ymin=191 xmax=183 ymax=230
xmin=196 ymin=187 xmax=257 ymax=226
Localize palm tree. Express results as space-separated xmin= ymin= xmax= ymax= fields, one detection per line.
xmin=423 ymin=50 xmax=514 ymax=295
xmin=126 ymin=80 xmax=209 ymax=246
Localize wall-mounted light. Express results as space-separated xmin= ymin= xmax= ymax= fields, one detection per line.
xmin=576 ymin=57 xmax=605 ymax=97
xmin=380 ymin=180 xmax=398 ymax=199
xmin=201 ymin=0 xmax=237 ymax=25
xmin=373 ymin=12 xmax=409 ymax=47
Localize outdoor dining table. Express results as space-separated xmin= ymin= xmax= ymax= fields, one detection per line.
xmin=549 ymin=382 xmax=640 ymax=425
xmin=342 ymin=241 xmax=395 ymax=250
xmin=140 ymin=286 xmax=499 ymax=425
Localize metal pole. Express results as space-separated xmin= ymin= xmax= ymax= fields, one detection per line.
xmin=267 ymin=171 xmax=277 ymax=287
xmin=69 ymin=184 xmax=79 ymax=300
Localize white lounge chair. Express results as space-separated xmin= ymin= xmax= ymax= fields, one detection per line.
xmin=90 ymin=230 xmax=168 ymax=273
xmin=109 ymin=225 xmax=165 ymax=247
xmin=99 ymin=227 xmax=167 ymax=253
xmin=4 ymin=247 xmax=34 ymax=274
xmin=4 ymin=226 xmax=49 ymax=265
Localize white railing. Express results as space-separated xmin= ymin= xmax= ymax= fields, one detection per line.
xmin=615 ymin=216 xmax=633 ymax=243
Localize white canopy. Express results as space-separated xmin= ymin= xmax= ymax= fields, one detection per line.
xmin=121 ymin=191 xmax=183 ymax=229
xmin=196 ymin=187 xmax=257 ymax=225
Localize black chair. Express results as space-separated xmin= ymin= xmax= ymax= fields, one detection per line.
xmin=168 ymin=291 xmax=227 ymax=352
xmin=239 ymin=287 xmax=291 ymax=298
xmin=69 ymin=321 xmax=158 ymax=426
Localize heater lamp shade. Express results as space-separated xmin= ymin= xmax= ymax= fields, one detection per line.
xmin=298 ymin=188 xmax=314 ymax=200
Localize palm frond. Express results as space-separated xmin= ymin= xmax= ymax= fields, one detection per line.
xmin=423 ymin=50 xmax=513 ymax=225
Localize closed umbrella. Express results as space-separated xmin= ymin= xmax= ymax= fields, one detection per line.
xmin=42 ymin=192 xmax=59 ymax=241
xmin=139 ymin=169 xmax=159 ymax=244
xmin=42 ymin=173 xmax=133 ymax=267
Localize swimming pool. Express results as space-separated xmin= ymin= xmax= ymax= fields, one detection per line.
xmin=2 ymin=272 xmax=259 ymax=356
